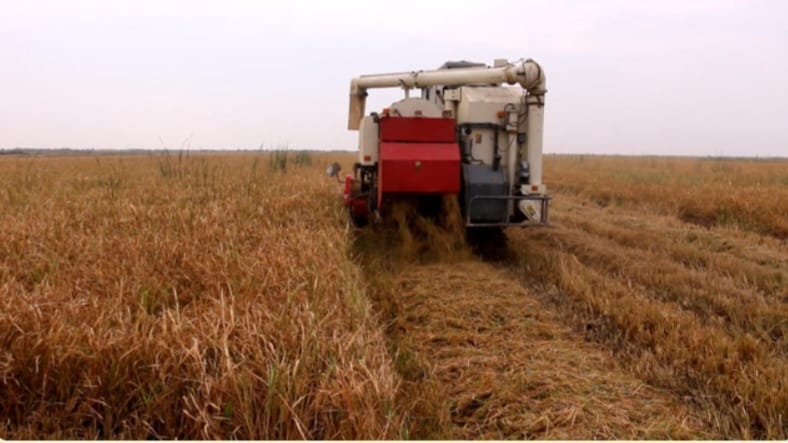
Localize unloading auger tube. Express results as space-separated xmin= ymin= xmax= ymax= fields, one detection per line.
xmin=343 ymin=58 xmax=549 ymax=228
xmin=348 ymin=59 xmax=545 ymax=124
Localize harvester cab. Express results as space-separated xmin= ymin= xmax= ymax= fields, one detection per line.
xmin=341 ymin=58 xmax=549 ymax=229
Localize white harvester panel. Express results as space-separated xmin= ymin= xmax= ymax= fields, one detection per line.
xmin=456 ymin=86 xmax=524 ymax=169
xmin=390 ymin=97 xmax=443 ymax=118
xmin=457 ymin=86 xmax=522 ymax=124
xmin=466 ymin=128 xmax=496 ymax=166
xmin=358 ymin=115 xmax=378 ymax=166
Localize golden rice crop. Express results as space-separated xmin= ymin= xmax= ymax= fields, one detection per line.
xmin=0 ymin=153 xmax=402 ymax=439
xmin=507 ymin=155 xmax=787 ymax=438
xmin=1 ymin=151 xmax=785 ymax=440
xmin=546 ymin=155 xmax=788 ymax=239
xmin=354 ymin=154 xmax=785 ymax=439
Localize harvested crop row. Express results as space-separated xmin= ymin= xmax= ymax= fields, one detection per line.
xmin=508 ymin=193 xmax=787 ymax=439
xmin=357 ymin=254 xmax=714 ymax=439
xmin=556 ymin=206 xmax=786 ymax=300
xmin=0 ymin=154 xmax=402 ymax=439
xmin=351 ymin=205 xmax=716 ymax=439
xmin=547 ymin=198 xmax=787 ymax=348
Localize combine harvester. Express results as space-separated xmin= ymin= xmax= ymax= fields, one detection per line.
xmin=330 ymin=58 xmax=549 ymax=231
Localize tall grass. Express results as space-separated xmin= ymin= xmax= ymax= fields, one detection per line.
xmin=0 ymin=153 xmax=402 ymax=439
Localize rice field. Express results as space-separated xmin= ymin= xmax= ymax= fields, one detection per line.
xmin=0 ymin=153 xmax=400 ymax=439
xmin=0 ymin=152 xmax=785 ymax=439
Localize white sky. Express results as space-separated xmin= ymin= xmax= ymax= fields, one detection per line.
xmin=1 ymin=0 xmax=786 ymax=156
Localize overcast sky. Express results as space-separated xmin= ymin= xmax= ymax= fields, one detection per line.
xmin=1 ymin=0 xmax=786 ymax=156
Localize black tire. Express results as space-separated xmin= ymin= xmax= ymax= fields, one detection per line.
xmin=466 ymin=227 xmax=509 ymax=261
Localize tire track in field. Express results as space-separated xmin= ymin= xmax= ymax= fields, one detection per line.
xmin=353 ymin=229 xmax=716 ymax=439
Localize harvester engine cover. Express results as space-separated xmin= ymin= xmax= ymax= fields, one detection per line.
xmin=377 ymin=116 xmax=461 ymax=202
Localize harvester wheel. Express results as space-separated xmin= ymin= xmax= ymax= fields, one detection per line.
xmin=466 ymin=227 xmax=509 ymax=261
xmin=350 ymin=210 xmax=368 ymax=228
